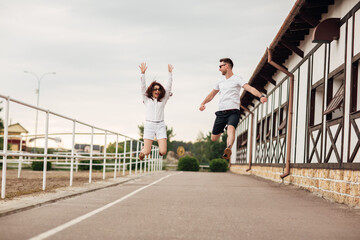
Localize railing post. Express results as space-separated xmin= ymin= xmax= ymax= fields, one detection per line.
xmin=156 ymin=148 xmax=160 ymax=171
xmin=152 ymin=146 xmax=155 ymax=172
xmin=1 ymin=97 xmax=9 ymax=199
xmin=144 ymin=154 xmax=147 ymax=173
xmin=18 ymin=135 xmax=23 ymax=178
xmin=157 ymin=150 xmax=159 ymax=171
xmin=140 ymin=142 xmax=143 ymax=173
xmin=42 ymin=110 xmax=50 ymax=190
xmin=135 ymin=141 xmax=139 ymax=174
xmin=103 ymin=131 xmax=107 ymax=180
xmin=114 ymin=134 xmax=118 ymax=179
xmin=123 ymin=138 xmax=127 ymax=176
xmin=70 ymin=120 xmax=76 ymax=186
xmin=89 ymin=127 xmax=94 ymax=183
xmin=129 ymin=140 xmax=133 ymax=176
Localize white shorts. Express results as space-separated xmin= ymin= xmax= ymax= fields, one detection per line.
xmin=143 ymin=121 xmax=167 ymax=140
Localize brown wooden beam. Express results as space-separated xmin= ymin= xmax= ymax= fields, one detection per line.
xmin=298 ymin=12 xmax=320 ymax=27
xmin=304 ymin=0 xmax=334 ymax=8
xmin=290 ymin=21 xmax=313 ymax=30
xmin=281 ymin=42 xmax=304 ymax=58
xmin=287 ymin=29 xmax=309 ymax=35
xmin=259 ymin=74 xmax=276 ymax=86
xmin=254 ymin=86 xmax=267 ymax=95
xmin=283 ymin=36 xmax=304 ymax=42
xmin=267 ymin=61 xmax=288 ymax=72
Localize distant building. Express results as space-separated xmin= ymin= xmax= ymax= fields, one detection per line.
xmin=0 ymin=123 xmax=28 ymax=151
xmin=74 ymin=143 xmax=103 ymax=154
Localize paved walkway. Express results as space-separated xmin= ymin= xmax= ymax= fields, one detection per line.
xmin=1 ymin=171 xmax=360 ymax=240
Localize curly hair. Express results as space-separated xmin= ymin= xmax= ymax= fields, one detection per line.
xmin=145 ymin=81 xmax=166 ymax=101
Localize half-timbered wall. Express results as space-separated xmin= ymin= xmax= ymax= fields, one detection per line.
xmin=235 ymin=0 xmax=360 ymax=167
xmin=232 ymin=0 xmax=360 ymax=208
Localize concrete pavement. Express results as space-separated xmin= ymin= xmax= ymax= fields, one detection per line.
xmin=1 ymin=171 xmax=360 ymax=240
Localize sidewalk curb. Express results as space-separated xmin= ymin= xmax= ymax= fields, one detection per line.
xmin=0 ymin=172 xmax=161 ymax=217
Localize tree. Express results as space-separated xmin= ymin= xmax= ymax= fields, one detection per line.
xmin=169 ymin=140 xmax=192 ymax=153
xmin=190 ymin=131 xmax=227 ymax=164
xmin=106 ymin=140 xmax=132 ymax=153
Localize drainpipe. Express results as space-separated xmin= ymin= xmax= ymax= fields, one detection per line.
xmin=241 ymin=105 xmax=253 ymax=172
xmin=267 ymin=48 xmax=294 ymax=179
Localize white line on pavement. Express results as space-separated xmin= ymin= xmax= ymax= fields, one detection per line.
xmin=29 ymin=173 xmax=179 ymax=240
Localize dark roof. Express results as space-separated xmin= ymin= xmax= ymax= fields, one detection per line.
xmin=240 ymin=0 xmax=335 ymax=117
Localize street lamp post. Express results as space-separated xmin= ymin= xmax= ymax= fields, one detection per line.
xmin=24 ymin=71 xmax=56 ymax=151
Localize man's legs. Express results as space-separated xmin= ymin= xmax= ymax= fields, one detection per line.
xmin=211 ymin=133 xmax=221 ymax=142
xmin=222 ymin=125 xmax=235 ymax=163
xmin=211 ymin=125 xmax=235 ymax=161
xmin=226 ymin=125 xmax=236 ymax=148
xmin=211 ymin=109 xmax=239 ymax=161
xmin=222 ymin=110 xmax=240 ymax=161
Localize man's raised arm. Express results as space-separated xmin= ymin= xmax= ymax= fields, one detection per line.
xmin=199 ymin=89 xmax=219 ymax=111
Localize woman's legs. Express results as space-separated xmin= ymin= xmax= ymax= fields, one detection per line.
xmin=142 ymin=139 xmax=153 ymax=155
xmin=139 ymin=139 xmax=153 ymax=160
xmin=157 ymin=138 xmax=167 ymax=156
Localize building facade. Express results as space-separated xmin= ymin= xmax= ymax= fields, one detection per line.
xmin=231 ymin=0 xmax=360 ymax=207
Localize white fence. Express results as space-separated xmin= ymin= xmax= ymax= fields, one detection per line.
xmin=0 ymin=94 xmax=162 ymax=199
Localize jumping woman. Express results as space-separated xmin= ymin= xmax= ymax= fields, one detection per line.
xmin=138 ymin=62 xmax=174 ymax=160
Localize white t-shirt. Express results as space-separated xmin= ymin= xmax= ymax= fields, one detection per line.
xmin=141 ymin=73 xmax=172 ymax=121
xmin=214 ymin=74 xmax=247 ymax=111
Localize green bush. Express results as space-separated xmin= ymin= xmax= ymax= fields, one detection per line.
xmin=78 ymin=160 xmax=103 ymax=170
xmin=31 ymin=161 xmax=52 ymax=171
xmin=178 ymin=156 xmax=199 ymax=171
xmin=209 ymin=158 xmax=228 ymax=172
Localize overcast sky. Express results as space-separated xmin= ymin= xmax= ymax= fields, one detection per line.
xmin=0 ymin=0 xmax=296 ymax=143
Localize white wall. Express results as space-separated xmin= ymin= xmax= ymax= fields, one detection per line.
xmin=296 ymin=61 xmax=309 ymax=163
xmin=314 ymin=88 xmax=324 ymax=125
xmin=313 ymin=45 xmax=326 ymax=84
xmin=281 ymin=80 xmax=288 ymax=105
xmin=329 ymin=25 xmax=346 ymax=73
xmin=354 ymin=10 xmax=360 ymax=55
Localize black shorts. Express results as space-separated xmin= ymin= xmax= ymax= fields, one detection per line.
xmin=212 ymin=109 xmax=240 ymax=135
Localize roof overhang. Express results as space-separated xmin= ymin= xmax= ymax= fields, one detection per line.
xmin=239 ymin=0 xmax=335 ymax=116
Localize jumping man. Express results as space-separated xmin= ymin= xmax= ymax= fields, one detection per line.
xmin=199 ymin=58 xmax=267 ymax=162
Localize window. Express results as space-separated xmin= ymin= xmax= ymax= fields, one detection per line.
xmin=261 ymin=118 xmax=266 ymax=140
xmin=324 ymin=71 xmax=344 ymax=120
xmin=350 ymin=60 xmax=359 ymax=113
xmin=309 ymin=81 xmax=324 ymax=126
xmin=265 ymin=115 xmax=271 ymax=139
xmin=278 ymin=104 xmax=287 ymax=135
xmin=272 ymin=111 xmax=278 ymax=137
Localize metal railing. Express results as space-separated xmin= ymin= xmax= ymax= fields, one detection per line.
xmin=0 ymin=94 xmax=162 ymax=199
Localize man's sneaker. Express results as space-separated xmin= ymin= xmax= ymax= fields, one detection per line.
xmin=139 ymin=152 xmax=145 ymax=160
xmin=222 ymin=147 xmax=232 ymax=160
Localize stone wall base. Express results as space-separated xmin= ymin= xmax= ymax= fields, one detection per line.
xmin=230 ymin=165 xmax=360 ymax=208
